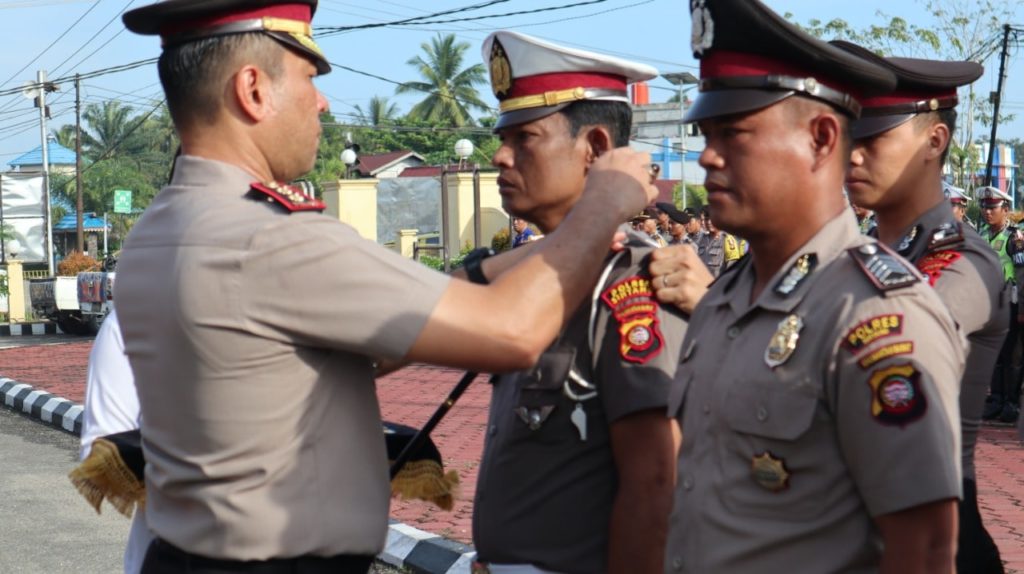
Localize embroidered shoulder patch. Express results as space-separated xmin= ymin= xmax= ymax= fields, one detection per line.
xmin=858 ymin=341 xmax=914 ymax=369
xmin=916 ymin=249 xmax=962 ymax=286
xmin=866 ymin=363 xmax=927 ymax=426
xmin=848 ymin=242 xmax=921 ymax=291
xmin=842 ymin=314 xmax=903 ymax=352
xmin=249 ymin=181 xmax=326 ymax=213
xmin=601 ymin=275 xmax=663 ymax=364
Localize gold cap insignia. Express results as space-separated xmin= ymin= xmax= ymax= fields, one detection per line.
xmin=490 ymin=39 xmax=513 ymax=99
xmin=751 ymin=451 xmax=790 ymax=492
xmin=765 ymin=314 xmax=803 ymax=368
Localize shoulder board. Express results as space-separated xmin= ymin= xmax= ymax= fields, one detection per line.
xmin=249 ymin=182 xmax=326 ymax=213
xmin=848 ymin=241 xmax=921 ymax=292
xmin=925 ymin=221 xmax=965 ymax=251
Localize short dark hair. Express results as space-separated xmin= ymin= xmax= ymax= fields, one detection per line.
xmin=560 ymin=100 xmax=633 ymax=147
xmin=913 ymin=108 xmax=957 ymax=165
xmin=158 ymin=33 xmax=284 ymax=127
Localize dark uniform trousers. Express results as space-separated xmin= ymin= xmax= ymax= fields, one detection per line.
xmin=142 ymin=539 xmax=374 ymax=574
xmin=958 ymin=479 xmax=1006 ymax=574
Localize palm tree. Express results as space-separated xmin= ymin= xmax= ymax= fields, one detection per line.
xmin=81 ymin=101 xmax=147 ymax=161
xmin=51 ymin=125 xmax=77 ymax=150
xmin=354 ymin=96 xmax=400 ymax=127
xmin=396 ymin=34 xmax=489 ymax=127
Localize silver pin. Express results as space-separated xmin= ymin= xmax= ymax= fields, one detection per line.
xmin=571 ymin=403 xmax=588 ymax=441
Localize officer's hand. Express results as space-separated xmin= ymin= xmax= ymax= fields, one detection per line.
xmin=649 ymin=244 xmax=713 ymax=315
xmin=583 ymin=148 xmax=658 ymax=218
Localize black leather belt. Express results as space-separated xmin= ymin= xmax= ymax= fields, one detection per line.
xmin=142 ymin=538 xmax=374 ymax=574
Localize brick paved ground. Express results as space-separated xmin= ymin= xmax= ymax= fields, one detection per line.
xmin=3 ymin=341 xmax=1024 ymax=569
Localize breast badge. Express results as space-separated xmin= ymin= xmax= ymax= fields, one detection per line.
xmin=765 ymin=314 xmax=803 ymax=368
xmin=602 ymin=275 xmax=664 ymax=364
xmin=866 ymin=363 xmax=927 ymax=426
xmin=751 ymin=451 xmax=790 ymax=492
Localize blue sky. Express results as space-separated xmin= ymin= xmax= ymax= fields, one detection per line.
xmin=0 ymin=0 xmax=1020 ymax=169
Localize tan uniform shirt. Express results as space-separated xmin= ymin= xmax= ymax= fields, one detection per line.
xmin=475 ymin=235 xmax=688 ymax=573
xmin=665 ymin=211 xmax=964 ymax=573
xmin=115 ymin=156 xmax=449 ymax=560
xmin=887 ymin=201 xmax=1008 ymax=480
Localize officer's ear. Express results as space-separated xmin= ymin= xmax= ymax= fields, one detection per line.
xmin=582 ymin=125 xmax=614 ymax=164
xmin=925 ymin=119 xmax=950 ymax=163
xmin=807 ymin=111 xmax=842 ymax=170
xmin=233 ymin=64 xmax=276 ymax=122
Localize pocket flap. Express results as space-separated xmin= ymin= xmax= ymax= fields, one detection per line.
xmin=723 ymin=384 xmax=817 ymax=440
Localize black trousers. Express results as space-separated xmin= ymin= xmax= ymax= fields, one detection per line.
xmin=141 ymin=539 xmax=373 ymax=574
xmin=957 ymin=478 xmax=1004 ymax=574
xmin=989 ymin=302 xmax=1020 ymax=405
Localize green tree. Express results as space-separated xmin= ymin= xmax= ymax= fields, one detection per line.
xmin=81 ymin=101 xmax=149 ymax=161
xmin=354 ymin=96 xmax=401 ymax=126
xmin=396 ymin=34 xmax=490 ymax=127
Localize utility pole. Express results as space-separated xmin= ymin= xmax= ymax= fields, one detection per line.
xmin=984 ymin=24 xmax=1011 ymax=191
xmin=36 ymin=70 xmax=55 ymax=276
xmin=75 ymin=74 xmax=83 ymax=253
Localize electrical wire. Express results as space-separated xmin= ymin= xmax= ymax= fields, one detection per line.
xmin=316 ymin=0 xmax=509 ymax=35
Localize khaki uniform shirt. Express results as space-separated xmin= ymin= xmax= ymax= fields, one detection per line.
xmin=886 ymin=201 xmax=1008 ymax=480
xmin=474 ymin=235 xmax=688 ymax=574
xmin=115 ymin=157 xmax=449 ymax=560
xmin=665 ymin=211 xmax=964 ymax=573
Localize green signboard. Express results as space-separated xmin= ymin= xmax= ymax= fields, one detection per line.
xmin=113 ymin=189 xmax=132 ymax=214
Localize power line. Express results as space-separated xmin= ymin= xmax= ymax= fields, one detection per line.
xmin=0 ymin=0 xmax=100 ymax=92
xmin=49 ymin=0 xmax=136 ymax=77
xmin=316 ymin=0 xmax=509 ymax=36
xmin=391 ymin=0 xmax=610 ymax=26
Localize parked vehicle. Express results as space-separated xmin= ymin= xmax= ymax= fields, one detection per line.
xmin=29 ymin=257 xmax=116 ymax=335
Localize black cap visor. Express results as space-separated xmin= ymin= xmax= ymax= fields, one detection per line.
xmin=851 ymin=112 xmax=915 ymax=140
xmin=684 ymin=88 xmax=794 ymax=123
xmin=268 ymin=32 xmax=331 ymax=75
xmin=494 ymin=103 xmax=571 ymax=131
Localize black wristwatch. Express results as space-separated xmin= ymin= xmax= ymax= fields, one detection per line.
xmin=462 ymin=247 xmax=496 ymax=284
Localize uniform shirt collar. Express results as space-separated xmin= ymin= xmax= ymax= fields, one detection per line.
xmin=170 ymin=155 xmax=260 ymax=191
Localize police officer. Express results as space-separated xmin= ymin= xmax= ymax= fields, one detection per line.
xmin=115 ymin=2 xmax=658 ymax=572
xmin=470 ymin=31 xmax=688 ymax=574
xmin=664 ymin=1 xmax=964 ymax=572
xmin=661 ymin=204 xmax=695 ymax=248
xmin=837 ymin=41 xmax=1007 ymax=574
xmin=945 ymin=182 xmax=974 ymax=228
xmin=976 ymin=185 xmax=1024 ymax=424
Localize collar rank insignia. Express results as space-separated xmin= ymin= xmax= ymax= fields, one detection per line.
xmin=849 ymin=242 xmax=921 ymax=292
xmin=489 ymin=39 xmax=512 ymax=99
xmin=896 ymin=224 xmax=921 ymax=255
xmin=926 ymin=222 xmax=964 ymax=251
xmin=249 ymin=181 xmax=326 ymax=213
xmin=751 ymin=451 xmax=789 ymax=492
xmin=774 ymin=253 xmax=817 ymax=296
xmin=765 ymin=314 xmax=803 ymax=368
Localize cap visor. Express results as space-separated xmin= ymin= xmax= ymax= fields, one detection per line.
xmin=269 ymin=32 xmax=331 ymax=75
xmin=851 ymin=113 xmax=915 ymax=140
xmin=494 ymin=103 xmax=571 ymax=131
xmin=684 ymin=89 xmax=795 ymax=123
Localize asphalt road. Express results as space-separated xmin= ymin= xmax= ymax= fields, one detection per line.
xmin=0 ymin=407 xmax=128 ymax=574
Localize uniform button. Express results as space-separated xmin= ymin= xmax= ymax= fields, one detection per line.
xmin=726 ymin=325 xmax=741 ymax=339
xmin=756 ymin=405 xmax=768 ymax=422
xmin=672 ymin=556 xmax=683 ymax=570
xmin=488 ymin=425 xmax=498 ymax=436
xmin=682 ymin=475 xmax=694 ymax=490
xmin=702 ymin=403 xmax=711 ymax=414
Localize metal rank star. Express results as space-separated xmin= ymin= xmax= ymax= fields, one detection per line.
xmin=267 ymin=181 xmax=310 ymax=204
xmin=774 ymin=253 xmax=817 ymax=296
xmin=765 ymin=314 xmax=803 ymax=368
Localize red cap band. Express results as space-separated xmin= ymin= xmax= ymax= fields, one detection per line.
xmin=859 ymin=88 xmax=957 ymax=109
xmin=160 ymin=4 xmax=312 ymax=37
xmin=506 ymin=72 xmax=626 ymax=100
xmin=700 ymin=50 xmax=857 ymax=97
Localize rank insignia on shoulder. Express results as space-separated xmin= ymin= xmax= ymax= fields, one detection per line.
xmin=866 ymin=363 xmax=927 ymax=426
xmin=601 ymin=275 xmax=664 ymax=364
xmin=765 ymin=314 xmax=803 ymax=368
xmin=842 ymin=313 xmax=903 ymax=352
xmin=897 ymin=224 xmax=921 ymax=255
xmin=849 ymin=242 xmax=921 ymax=291
xmin=926 ymin=222 xmax=964 ymax=251
xmin=751 ymin=451 xmax=790 ymax=492
xmin=249 ymin=181 xmax=326 ymax=213
xmin=916 ymin=249 xmax=962 ymax=286
xmin=774 ymin=253 xmax=817 ymax=296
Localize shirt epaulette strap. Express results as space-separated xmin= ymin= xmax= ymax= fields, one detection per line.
xmin=848 ymin=241 xmax=922 ymax=292
xmin=249 ymin=181 xmax=326 ymax=213
xmin=925 ymin=221 xmax=965 ymax=252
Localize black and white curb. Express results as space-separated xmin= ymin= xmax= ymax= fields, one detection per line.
xmin=1 ymin=377 xmax=477 ymax=573
xmin=1 ymin=378 xmax=82 ymax=434
xmin=0 ymin=322 xmax=62 ymax=337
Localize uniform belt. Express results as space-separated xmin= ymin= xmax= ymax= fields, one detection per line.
xmin=143 ymin=538 xmax=374 ymax=574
